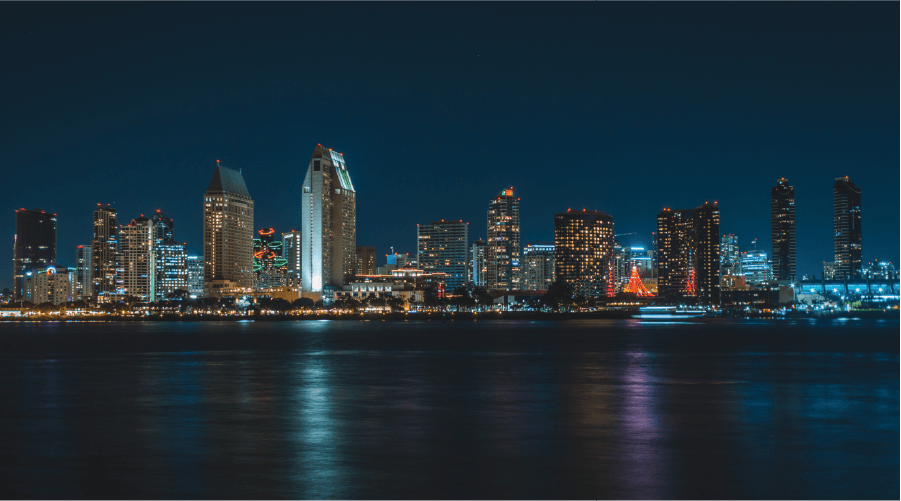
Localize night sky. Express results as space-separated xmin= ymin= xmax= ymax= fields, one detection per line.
xmin=1 ymin=2 xmax=897 ymax=289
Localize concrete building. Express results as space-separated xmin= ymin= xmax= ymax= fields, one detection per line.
xmin=554 ymin=210 xmax=615 ymax=298
xmin=522 ymin=242 xmax=554 ymax=292
xmin=156 ymin=240 xmax=188 ymax=298
xmin=23 ymin=264 xmax=70 ymax=305
xmin=187 ymin=256 xmax=204 ymax=297
xmin=203 ymin=160 xmax=254 ymax=294
xmin=742 ymin=249 xmax=773 ymax=285
xmin=14 ymin=208 xmax=57 ymax=299
xmin=486 ymin=188 xmax=520 ymax=291
xmin=301 ymin=145 xmax=356 ymax=296
xmin=253 ymin=228 xmax=288 ymax=291
xmin=356 ymin=246 xmax=376 ymax=276
xmin=74 ymin=245 xmax=92 ymax=300
xmin=469 ymin=240 xmax=487 ymax=287
xmin=282 ymin=230 xmax=302 ymax=288
xmin=771 ymin=178 xmax=796 ymax=281
xmin=833 ymin=176 xmax=862 ymax=279
xmin=656 ymin=202 xmax=720 ymax=304
xmin=720 ymin=234 xmax=740 ymax=277
xmin=417 ymin=220 xmax=469 ymax=292
xmin=117 ymin=216 xmax=156 ymax=301
xmin=91 ymin=204 xmax=118 ymax=301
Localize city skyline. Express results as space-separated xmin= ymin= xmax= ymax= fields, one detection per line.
xmin=1 ymin=3 xmax=898 ymax=289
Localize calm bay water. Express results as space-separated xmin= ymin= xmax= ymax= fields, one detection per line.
xmin=0 ymin=318 xmax=897 ymax=499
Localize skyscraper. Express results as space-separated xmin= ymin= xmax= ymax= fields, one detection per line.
xmin=282 ymin=230 xmax=302 ymax=287
xmin=117 ymin=216 xmax=155 ymax=301
xmin=75 ymin=245 xmax=92 ymax=300
xmin=356 ymin=246 xmax=376 ymax=276
xmin=253 ymin=228 xmax=288 ymax=291
xmin=156 ymin=240 xmax=188 ymax=298
xmin=150 ymin=210 xmax=175 ymax=242
xmin=13 ymin=208 xmax=57 ymax=298
xmin=486 ymin=188 xmax=520 ymax=291
xmin=91 ymin=204 xmax=118 ymax=300
xmin=417 ymin=220 xmax=469 ymax=291
xmin=554 ymin=210 xmax=615 ymax=298
xmin=522 ymin=242 xmax=555 ymax=292
xmin=741 ymin=249 xmax=772 ymax=285
xmin=720 ymin=234 xmax=740 ymax=276
xmin=469 ymin=239 xmax=487 ymax=287
xmin=301 ymin=145 xmax=356 ymax=294
xmin=656 ymin=202 xmax=720 ymax=304
xmin=833 ymin=176 xmax=862 ymax=279
xmin=187 ymin=256 xmax=204 ymax=297
xmin=771 ymin=178 xmax=796 ymax=281
xmin=203 ymin=160 xmax=254 ymax=293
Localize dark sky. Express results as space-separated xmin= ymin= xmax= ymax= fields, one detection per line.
xmin=1 ymin=2 xmax=898 ymax=288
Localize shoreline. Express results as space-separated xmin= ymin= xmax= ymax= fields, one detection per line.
xmin=1 ymin=310 xmax=896 ymax=322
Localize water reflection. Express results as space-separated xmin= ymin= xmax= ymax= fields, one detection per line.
xmin=0 ymin=319 xmax=895 ymax=499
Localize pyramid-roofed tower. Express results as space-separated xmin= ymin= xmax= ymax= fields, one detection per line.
xmin=203 ymin=161 xmax=254 ymax=293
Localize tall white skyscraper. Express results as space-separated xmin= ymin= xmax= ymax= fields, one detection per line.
xmin=301 ymin=145 xmax=356 ymax=293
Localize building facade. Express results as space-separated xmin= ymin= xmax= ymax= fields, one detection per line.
xmin=156 ymin=240 xmax=188 ymax=298
xmin=486 ymin=188 xmax=520 ymax=291
xmin=833 ymin=176 xmax=862 ymax=279
xmin=13 ymin=208 xmax=57 ymax=299
xmin=91 ymin=204 xmax=118 ymax=300
xmin=417 ymin=220 xmax=469 ymax=292
xmin=23 ymin=264 xmax=70 ymax=305
xmin=282 ymin=230 xmax=302 ymax=288
xmin=356 ymin=246 xmax=376 ymax=276
xmin=117 ymin=216 xmax=156 ymax=301
xmin=720 ymin=234 xmax=740 ymax=277
xmin=554 ymin=210 xmax=615 ymax=298
xmin=74 ymin=245 xmax=92 ymax=300
xmin=522 ymin=242 xmax=555 ymax=292
xmin=187 ymin=256 xmax=204 ymax=297
xmin=203 ymin=161 xmax=254 ymax=293
xmin=301 ymin=145 xmax=356 ymax=293
xmin=469 ymin=239 xmax=487 ymax=287
xmin=655 ymin=202 xmax=720 ymax=304
xmin=253 ymin=228 xmax=288 ymax=291
xmin=742 ymin=249 xmax=773 ymax=285
xmin=771 ymin=178 xmax=796 ymax=281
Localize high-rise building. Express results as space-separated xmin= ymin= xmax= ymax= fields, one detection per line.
xmin=187 ymin=256 xmax=204 ymax=297
xmin=282 ymin=230 xmax=302 ymax=287
xmin=253 ymin=228 xmax=288 ymax=291
xmin=356 ymin=246 xmax=376 ymax=276
xmin=150 ymin=210 xmax=175 ymax=242
xmin=156 ymin=240 xmax=188 ymax=298
xmin=301 ymin=145 xmax=356 ymax=293
xmin=486 ymin=189 xmax=520 ymax=291
xmin=720 ymin=234 xmax=741 ymax=276
xmin=833 ymin=176 xmax=862 ymax=279
xmin=117 ymin=216 xmax=155 ymax=301
xmin=771 ymin=178 xmax=796 ymax=281
xmin=656 ymin=202 xmax=720 ymax=304
xmin=75 ymin=245 xmax=92 ymax=300
xmin=91 ymin=204 xmax=118 ymax=300
xmin=741 ymin=249 xmax=772 ymax=285
xmin=823 ymin=261 xmax=836 ymax=280
xmin=522 ymin=242 xmax=555 ymax=292
xmin=13 ymin=208 xmax=57 ymax=299
xmin=554 ymin=210 xmax=615 ymax=298
xmin=469 ymin=239 xmax=487 ymax=287
xmin=23 ymin=264 xmax=70 ymax=305
xmin=417 ymin=220 xmax=469 ymax=292
xmin=203 ymin=160 xmax=254 ymax=293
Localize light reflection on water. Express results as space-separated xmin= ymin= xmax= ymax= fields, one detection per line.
xmin=0 ymin=319 xmax=896 ymax=499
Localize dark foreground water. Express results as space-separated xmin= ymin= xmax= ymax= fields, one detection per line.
xmin=0 ymin=318 xmax=897 ymax=499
